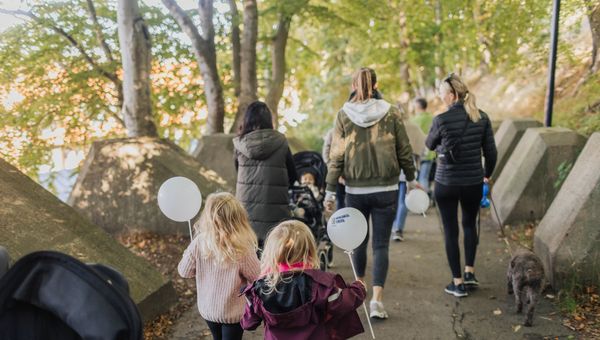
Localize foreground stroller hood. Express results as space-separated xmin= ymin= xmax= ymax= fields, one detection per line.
xmin=233 ymin=129 xmax=287 ymax=160
xmin=0 ymin=251 xmax=142 ymax=340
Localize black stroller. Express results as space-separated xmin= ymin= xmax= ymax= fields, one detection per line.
xmin=0 ymin=251 xmax=142 ymax=340
xmin=289 ymin=151 xmax=333 ymax=270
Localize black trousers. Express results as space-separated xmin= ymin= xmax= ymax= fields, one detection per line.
xmin=205 ymin=320 xmax=243 ymax=340
xmin=346 ymin=190 xmax=398 ymax=287
xmin=434 ymin=182 xmax=482 ymax=279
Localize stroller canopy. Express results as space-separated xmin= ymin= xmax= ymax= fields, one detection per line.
xmin=293 ymin=151 xmax=327 ymax=188
xmin=0 ymin=251 xmax=142 ymax=340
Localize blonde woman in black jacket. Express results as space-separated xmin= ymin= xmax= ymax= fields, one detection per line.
xmin=425 ymin=73 xmax=497 ymax=298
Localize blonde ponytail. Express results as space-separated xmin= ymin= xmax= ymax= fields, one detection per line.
xmin=351 ymin=67 xmax=376 ymax=103
xmin=441 ymin=73 xmax=481 ymax=123
xmin=463 ymin=91 xmax=480 ymax=123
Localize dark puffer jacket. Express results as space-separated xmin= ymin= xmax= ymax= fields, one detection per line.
xmin=425 ymin=103 xmax=497 ymax=186
xmin=234 ymin=129 xmax=296 ymax=242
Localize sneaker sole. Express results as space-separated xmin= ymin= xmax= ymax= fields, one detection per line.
xmin=464 ymin=281 xmax=479 ymax=286
xmin=444 ymin=288 xmax=468 ymax=297
xmin=370 ymin=311 xmax=389 ymax=319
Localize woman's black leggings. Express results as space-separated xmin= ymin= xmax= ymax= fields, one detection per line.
xmin=434 ymin=182 xmax=482 ymax=279
xmin=205 ymin=320 xmax=243 ymax=340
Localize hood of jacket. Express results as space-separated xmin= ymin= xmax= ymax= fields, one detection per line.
xmin=342 ymin=99 xmax=392 ymax=128
xmin=233 ymin=129 xmax=286 ymax=160
xmin=243 ymin=270 xmax=336 ymax=328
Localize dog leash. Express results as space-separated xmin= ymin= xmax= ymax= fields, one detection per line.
xmin=488 ymin=187 xmax=514 ymax=257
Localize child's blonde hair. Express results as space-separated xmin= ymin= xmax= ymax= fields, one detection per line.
xmin=195 ymin=192 xmax=257 ymax=263
xmin=260 ymin=220 xmax=320 ymax=294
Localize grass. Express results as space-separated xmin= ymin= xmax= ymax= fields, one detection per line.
xmin=552 ymin=72 xmax=600 ymax=136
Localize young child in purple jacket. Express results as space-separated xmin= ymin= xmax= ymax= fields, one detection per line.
xmin=241 ymin=220 xmax=366 ymax=340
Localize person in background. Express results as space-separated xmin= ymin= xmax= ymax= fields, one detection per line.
xmin=425 ymin=73 xmax=497 ymax=298
xmin=234 ymin=101 xmax=297 ymax=248
xmin=412 ymin=97 xmax=435 ymax=193
xmin=325 ymin=67 xmax=418 ymax=319
xmin=178 ymin=193 xmax=260 ymax=340
xmin=391 ymin=163 xmax=418 ymax=242
xmin=322 ymin=128 xmax=346 ymax=210
xmin=241 ymin=220 xmax=366 ymax=339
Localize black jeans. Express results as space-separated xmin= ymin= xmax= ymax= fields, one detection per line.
xmin=346 ymin=190 xmax=398 ymax=287
xmin=434 ymin=182 xmax=482 ymax=279
xmin=336 ymin=183 xmax=346 ymax=210
xmin=205 ymin=320 xmax=243 ymax=340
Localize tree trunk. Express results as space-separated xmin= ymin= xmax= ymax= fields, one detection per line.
xmin=265 ymin=14 xmax=292 ymax=128
xmin=398 ymin=10 xmax=413 ymax=94
xmin=587 ymin=1 xmax=600 ymax=72
xmin=231 ymin=0 xmax=258 ymax=133
xmin=228 ymin=0 xmax=242 ymax=98
xmin=161 ymin=0 xmax=225 ymax=135
xmin=116 ymin=0 xmax=158 ymax=137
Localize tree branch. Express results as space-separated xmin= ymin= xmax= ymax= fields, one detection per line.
xmin=85 ymin=0 xmax=115 ymax=63
xmin=0 ymin=7 xmax=121 ymax=87
xmin=161 ymin=0 xmax=209 ymax=54
xmin=228 ymin=0 xmax=241 ymax=97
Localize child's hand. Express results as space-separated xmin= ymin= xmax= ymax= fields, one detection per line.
xmin=355 ymin=279 xmax=367 ymax=290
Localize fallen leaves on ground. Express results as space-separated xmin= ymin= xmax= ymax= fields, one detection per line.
xmin=117 ymin=232 xmax=196 ymax=340
xmin=560 ymin=286 xmax=600 ymax=338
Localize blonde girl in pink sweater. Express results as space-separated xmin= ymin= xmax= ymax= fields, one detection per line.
xmin=178 ymin=192 xmax=260 ymax=340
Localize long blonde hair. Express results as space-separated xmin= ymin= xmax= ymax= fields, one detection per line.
xmin=260 ymin=220 xmax=319 ymax=294
xmin=195 ymin=192 xmax=257 ymax=263
xmin=351 ymin=67 xmax=377 ymax=103
xmin=439 ymin=73 xmax=480 ymax=123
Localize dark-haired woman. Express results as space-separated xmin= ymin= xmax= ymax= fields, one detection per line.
xmin=234 ymin=101 xmax=297 ymax=248
xmin=325 ymin=67 xmax=417 ymax=319
xmin=425 ymin=73 xmax=497 ymax=298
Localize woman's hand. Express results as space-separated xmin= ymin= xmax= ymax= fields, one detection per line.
xmin=324 ymin=191 xmax=336 ymax=213
xmin=483 ymin=177 xmax=490 ymax=184
xmin=338 ymin=176 xmax=345 ymax=185
xmin=407 ymin=180 xmax=424 ymax=191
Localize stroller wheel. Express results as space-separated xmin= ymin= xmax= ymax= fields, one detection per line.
xmin=318 ymin=250 xmax=328 ymax=271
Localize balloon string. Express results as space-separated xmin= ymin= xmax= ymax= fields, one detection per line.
xmin=187 ymin=220 xmax=193 ymax=242
xmin=345 ymin=250 xmax=376 ymax=339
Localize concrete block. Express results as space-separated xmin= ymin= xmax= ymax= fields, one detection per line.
xmin=534 ymin=132 xmax=600 ymax=289
xmin=492 ymin=119 xmax=543 ymax=180
xmin=68 ymin=137 xmax=227 ymax=235
xmin=0 ymin=158 xmax=176 ymax=321
xmin=491 ymin=119 xmax=504 ymax=135
xmin=191 ymin=133 xmax=237 ymax=189
xmin=491 ymin=127 xmax=586 ymax=225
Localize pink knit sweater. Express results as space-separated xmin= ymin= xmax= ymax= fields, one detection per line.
xmin=178 ymin=237 xmax=260 ymax=323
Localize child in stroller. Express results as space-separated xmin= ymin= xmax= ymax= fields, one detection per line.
xmin=289 ymin=151 xmax=333 ymax=270
xmin=292 ymin=170 xmax=324 ymax=221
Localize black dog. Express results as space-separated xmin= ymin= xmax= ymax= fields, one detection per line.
xmin=507 ymin=248 xmax=545 ymax=327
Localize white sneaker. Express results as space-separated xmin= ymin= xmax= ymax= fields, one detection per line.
xmin=369 ymin=300 xmax=389 ymax=319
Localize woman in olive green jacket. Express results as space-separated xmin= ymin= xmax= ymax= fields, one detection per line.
xmin=325 ymin=67 xmax=418 ymax=320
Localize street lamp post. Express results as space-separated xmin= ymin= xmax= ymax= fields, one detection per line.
xmin=545 ymin=0 xmax=561 ymax=127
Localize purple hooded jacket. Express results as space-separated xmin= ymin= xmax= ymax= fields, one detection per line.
xmin=241 ymin=269 xmax=366 ymax=340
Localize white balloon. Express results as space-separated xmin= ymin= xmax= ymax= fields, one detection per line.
xmin=405 ymin=189 xmax=429 ymax=214
xmin=327 ymin=208 xmax=368 ymax=251
xmin=157 ymin=177 xmax=202 ymax=222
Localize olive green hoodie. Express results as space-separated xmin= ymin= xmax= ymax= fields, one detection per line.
xmin=325 ymin=99 xmax=416 ymax=192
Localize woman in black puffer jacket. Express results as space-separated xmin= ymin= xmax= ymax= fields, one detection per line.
xmin=425 ymin=73 xmax=497 ymax=298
